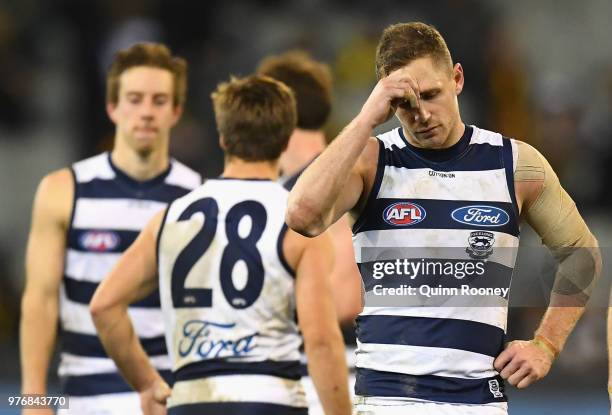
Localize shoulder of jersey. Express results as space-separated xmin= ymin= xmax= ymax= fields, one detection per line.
xmin=167 ymin=159 xmax=202 ymax=190
xmin=376 ymin=127 xmax=406 ymax=150
xmin=72 ymin=153 xmax=114 ymax=183
xmin=468 ymin=125 xmax=504 ymax=146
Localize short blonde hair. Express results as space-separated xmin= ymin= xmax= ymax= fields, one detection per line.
xmin=376 ymin=22 xmax=453 ymax=79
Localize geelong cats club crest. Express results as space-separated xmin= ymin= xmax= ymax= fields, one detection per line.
xmin=466 ymin=231 xmax=494 ymax=259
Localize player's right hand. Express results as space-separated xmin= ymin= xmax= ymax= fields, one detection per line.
xmin=356 ymin=67 xmax=421 ymax=130
xmin=139 ymin=379 xmax=171 ymax=415
xmin=494 ymin=340 xmax=553 ymax=389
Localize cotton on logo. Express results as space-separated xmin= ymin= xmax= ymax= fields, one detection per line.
xmin=79 ymin=231 xmax=120 ymax=252
xmin=383 ymin=202 xmax=426 ymax=226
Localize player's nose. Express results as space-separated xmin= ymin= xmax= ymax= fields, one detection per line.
xmin=139 ymin=98 xmax=156 ymax=119
xmin=414 ymin=106 xmax=431 ymax=124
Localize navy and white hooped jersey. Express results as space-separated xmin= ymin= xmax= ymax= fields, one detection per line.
xmin=353 ymin=125 xmax=520 ymax=406
xmin=157 ymin=178 xmax=307 ymax=414
xmin=58 ymin=152 xmax=201 ymax=397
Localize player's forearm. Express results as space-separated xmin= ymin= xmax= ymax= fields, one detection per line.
xmin=91 ymin=305 xmax=160 ymax=392
xmin=287 ymin=116 xmax=371 ymax=236
xmin=304 ymin=331 xmax=351 ymax=415
xmin=19 ymin=291 xmax=58 ymax=394
xmin=535 ymin=238 xmax=601 ymax=353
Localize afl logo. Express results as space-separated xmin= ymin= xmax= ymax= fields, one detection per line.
xmin=79 ymin=231 xmax=120 ymax=252
xmin=383 ymin=202 xmax=426 ymax=226
xmin=451 ymin=205 xmax=509 ymax=227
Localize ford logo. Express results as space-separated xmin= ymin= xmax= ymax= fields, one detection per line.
xmin=451 ymin=205 xmax=509 ymax=227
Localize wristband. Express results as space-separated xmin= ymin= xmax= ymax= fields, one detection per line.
xmin=531 ymin=335 xmax=559 ymax=360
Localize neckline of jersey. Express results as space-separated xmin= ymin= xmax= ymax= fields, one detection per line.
xmin=398 ymin=124 xmax=473 ymax=163
xmin=106 ymin=152 xmax=172 ymax=189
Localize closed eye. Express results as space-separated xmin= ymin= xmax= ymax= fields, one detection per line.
xmin=153 ymin=94 xmax=170 ymax=106
xmin=420 ymin=89 xmax=440 ymax=100
xmin=126 ymin=93 xmax=143 ymax=104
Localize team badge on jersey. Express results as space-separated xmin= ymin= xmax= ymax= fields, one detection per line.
xmin=451 ymin=205 xmax=509 ymax=227
xmin=79 ymin=230 xmax=120 ymax=252
xmin=383 ymin=202 xmax=426 ymax=226
xmin=466 ymin=231 xmax=494 ymax=259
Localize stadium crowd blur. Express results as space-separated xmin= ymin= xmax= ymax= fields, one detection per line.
xmin=1 ymin=0 xmax=612 ymax=411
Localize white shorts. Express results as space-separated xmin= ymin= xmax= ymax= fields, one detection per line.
xmin=57 ymin=392 xmax=142 ymax=415
xmin=354 ymin=396 xmax=508 ymax=415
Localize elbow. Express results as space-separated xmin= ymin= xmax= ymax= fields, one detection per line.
xmin=89 ymin=291 xmax=112 ymax=325
xmin=286 ymin=196 xmax=326 ymax=237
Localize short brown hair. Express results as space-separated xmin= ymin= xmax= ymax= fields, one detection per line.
xmin=211 ymin=75 xmax=296 ymax=162
xmin=375 ymin=22 xmax=452 ymax=79
xmin=257 ymin=50 xmax=332 ymax=130
xmin=106 ymin=42 xmax=187 ymax=107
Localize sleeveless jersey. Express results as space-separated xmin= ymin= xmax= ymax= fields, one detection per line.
xmin=352 ymin=125 xmax=520 ymax=406
xmin=157 ymin=178 xmax=307 ymax=415
xmin=58 ymin=152 xmax=201 ymax=397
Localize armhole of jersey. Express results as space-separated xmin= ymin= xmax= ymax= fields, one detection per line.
xmin=276 ymin=223 xmax=296 ymax=278
xmin=502 ymin=137 xmax=520 ymax=222
xmin=66 ymin=167 xmax=78 ymax=235
xmin=155 ymin=206 xmax=171 ymax=271
xmin=352 ymin=139 xmax=385 ymax=235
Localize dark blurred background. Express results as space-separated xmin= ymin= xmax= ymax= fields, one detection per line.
xmin=1 ymin=0 xmax=612 ymax=413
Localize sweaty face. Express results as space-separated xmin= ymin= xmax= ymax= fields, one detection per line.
xmin=394 ymin=57 xmax=464 ymax=149
xmin=108 ymin=66 xmax=180 ymax=156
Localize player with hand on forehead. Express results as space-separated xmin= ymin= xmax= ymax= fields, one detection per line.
xmin=287 ymin=22 xmax=600 ymax=414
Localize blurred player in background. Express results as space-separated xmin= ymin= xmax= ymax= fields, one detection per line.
xmin=20 ymin=43 xmax=201 ymax=415
xmin=257 ymin=49 xmax=362 ymax=414
xmin=287 ymin=22 xmax=600 ymax=414
xmin=91 ymin=75 xmax=351 ymax=415
xmin=257 ymin=50 xmax=362 ymax=325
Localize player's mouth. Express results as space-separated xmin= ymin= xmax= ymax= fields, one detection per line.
xmin=135 ymin=126 xmax=158 ymax=133
xmin=415 ymin=125 xmax=439 ymax=136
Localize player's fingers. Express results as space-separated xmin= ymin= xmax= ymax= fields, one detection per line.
xmin=506 ymin=365 xmax=531 ymax=387
xmin=499 ymin=358 xmax=521 ymax=380
xmin=493 ymin=345 xmax=515 ymax=371
xmin=382 ymin=73 xmax=418 ymax=104
xmin=405 ymin=89 xmax=419 ymax=109
xmin=403 ymin=77 xmax=421 ymax=109
xmin=516 ymin=372 xmax=538 ymax=389
xmin=391 ymin=79 xmax=419 ymax=109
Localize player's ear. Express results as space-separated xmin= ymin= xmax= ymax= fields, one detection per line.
xmin=219 ymin=135 xmax=227 ymax=150
xmin=453 ymin=63 xmax=464 ymax=95
xmin=106 ymin=102 xmax=118 ymax=124
xmin=171 ymin=105 xmax=183 ymax=126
